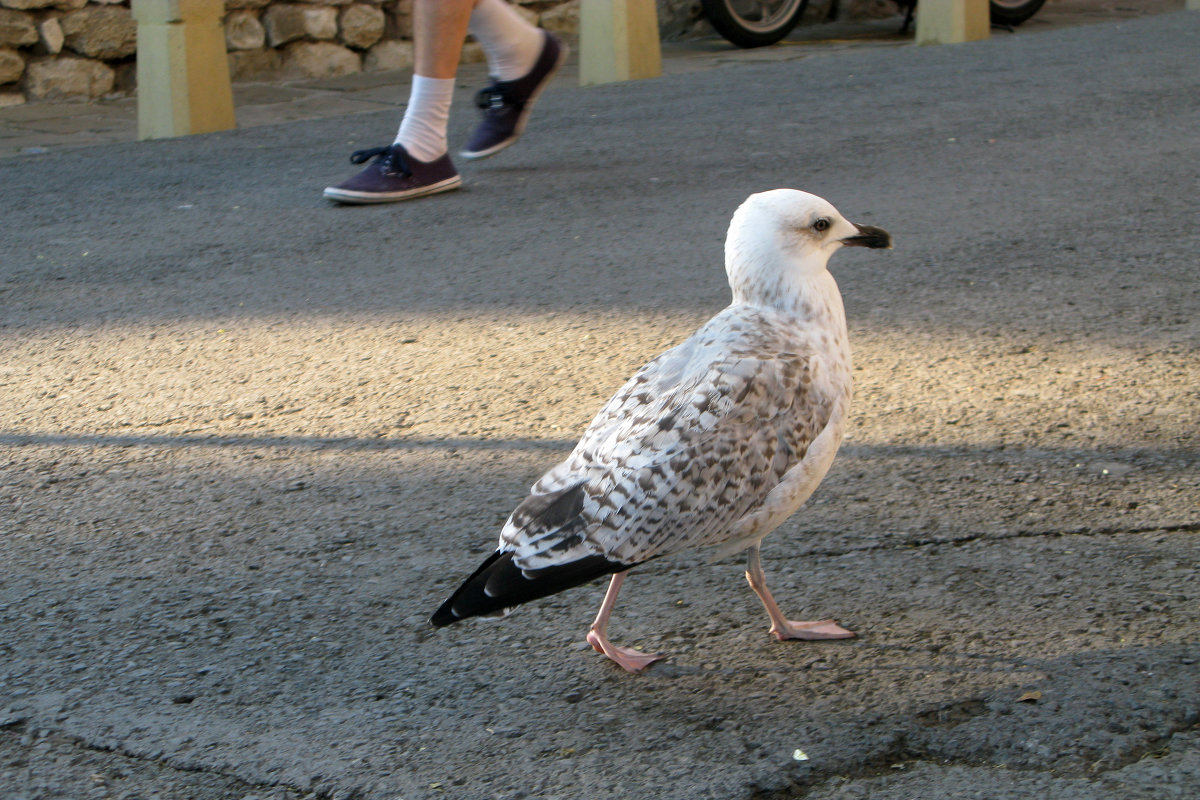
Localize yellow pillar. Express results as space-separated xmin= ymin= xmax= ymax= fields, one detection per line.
xmin=916 ymin=0 xmax=990 ymax=45
xmin=580 ymin=0 xmax=662 ymax=86
xmin=132 ymin=0 xmax=236 ymax=140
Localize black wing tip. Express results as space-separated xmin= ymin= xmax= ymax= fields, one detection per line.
xmin=428 ymin=602 xmax=461 ymax=628
xmin=428 ymin=549 xmax=507 ymax=628
xmin=429 ymin=550 xmax=630 ymax=627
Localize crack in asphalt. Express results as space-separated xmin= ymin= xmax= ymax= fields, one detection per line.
xmin=8 ymin=694 xmax=1195 ymax=800
xmin=1080 ymin=715 xmax=1200 ymax=775
xmin=747 ymin=713 xmax=1200 ymax=799
xmin=775 ymin=520 xmax=1200 ymax=560
xmin=0 ymin=430 xmax=577 ymax=454
xmin=0 ymin=719 xmax=321 ymax=800
xmin=3 ymin=432 xmax=1197 ymax=466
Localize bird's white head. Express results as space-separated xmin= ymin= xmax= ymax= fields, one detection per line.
xmin=724 ymin=189 xmax=891 ymax=309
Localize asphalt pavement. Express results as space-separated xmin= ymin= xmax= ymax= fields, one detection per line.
xmin=1 ymin=6 xmax=1198 ymax=800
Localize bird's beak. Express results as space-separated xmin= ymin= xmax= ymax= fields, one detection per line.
xmin=841 ymin=223 xmax=892 ymax=249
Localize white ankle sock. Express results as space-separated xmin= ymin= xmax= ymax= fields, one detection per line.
xmin=468 ymin=0 xmax=543 ymax=81
xmin=394 ymin=75 xmax=455 ymax=163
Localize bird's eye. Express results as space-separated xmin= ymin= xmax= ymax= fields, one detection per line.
xmin=813 ymin=218 xmax=831 ymax=232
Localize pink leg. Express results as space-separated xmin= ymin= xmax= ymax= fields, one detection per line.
xmin=745 ymin=543 xmax=854 ymax=641
xmin=585 ymin=571 xmax=664 ymax=673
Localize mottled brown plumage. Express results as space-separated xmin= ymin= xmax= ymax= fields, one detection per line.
xmin=432 ymin=190 xmax=891 ymax=672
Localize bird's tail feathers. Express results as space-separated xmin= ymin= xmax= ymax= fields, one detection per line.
xmin=429 ymin=550 xmax=629 ymax=628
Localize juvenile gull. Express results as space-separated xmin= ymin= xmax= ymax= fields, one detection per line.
xmin=431 ymin=189 xmax=891 ymax=672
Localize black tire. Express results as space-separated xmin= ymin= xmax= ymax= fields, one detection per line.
xmin=702 ymin=0 xmax=810 ymax=49
xmin=989 ymin=0 xmax=1046 ymax=27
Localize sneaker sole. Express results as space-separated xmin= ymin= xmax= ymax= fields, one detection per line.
xmin=323 ymin=175 xmax=463 ymax=205
xmin=459 ymin=39 xmax=569 ymax=161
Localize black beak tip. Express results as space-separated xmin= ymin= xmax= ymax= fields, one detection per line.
xmin=842 ymin=224 xmax=892 ymax=249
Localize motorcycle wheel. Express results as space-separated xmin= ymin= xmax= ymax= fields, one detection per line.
xmin=702 ymin=0 xmax=811 ymax=49
xmin=989 ymin=0 xmax=1046 ymax=27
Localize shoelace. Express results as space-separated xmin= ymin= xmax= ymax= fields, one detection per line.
xmin=475 ymin=82 xmax=518 ymax=112
xmin=349 ymin=145 xmax=411 ymax=176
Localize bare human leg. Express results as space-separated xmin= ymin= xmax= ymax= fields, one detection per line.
xmin=391 ymin=0 xmax=477 ymax=159
xmin=412 ymin=0 xmax=477 ymax=78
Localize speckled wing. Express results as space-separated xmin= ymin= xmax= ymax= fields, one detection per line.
xmin=501 ymin=304 xmax=849 ymax=571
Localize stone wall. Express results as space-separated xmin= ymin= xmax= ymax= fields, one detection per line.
xmin=1 ymin=0 xmax=138 ymax=105
xmin=0 ymin=0 xmax=896 ymax=106
xmin=220 ymin=0 xmax=592 ymax=84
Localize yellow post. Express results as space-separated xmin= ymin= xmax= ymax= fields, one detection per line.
xmin=916 ymin=0 xmax=990 ymax=45
xmin=132 ymin=0 xmax=236 ymax=140
xmin=580 ymin=0 xmax=662 ymax=86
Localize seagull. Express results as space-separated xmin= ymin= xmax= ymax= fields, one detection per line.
xmin=430 ymin=189 xmax=891 ymax=672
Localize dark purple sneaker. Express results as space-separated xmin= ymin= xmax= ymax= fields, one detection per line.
xmin=460 ymin=31 xmax=567 ymax=161
xmin=323 ymin=144 xmax=461 ymax=204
